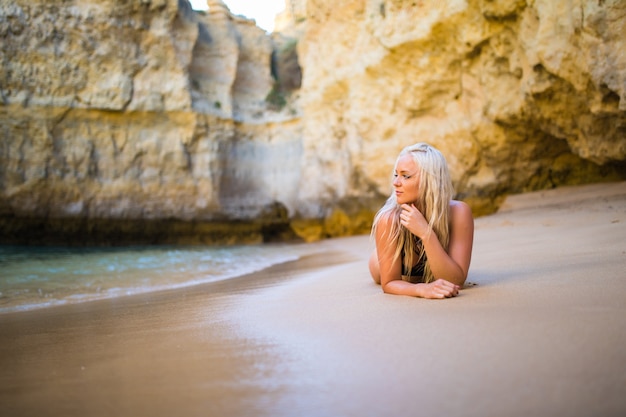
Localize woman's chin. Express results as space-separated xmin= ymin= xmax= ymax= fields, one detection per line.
xmin=396 ymin=196 xmax=416 ymax=205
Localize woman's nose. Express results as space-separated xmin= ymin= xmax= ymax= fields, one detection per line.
xmin=393 ymin=177 xmax=401 ymax=186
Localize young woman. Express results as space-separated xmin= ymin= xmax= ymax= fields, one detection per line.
xmin=369 ymin=142 xmax=474 ymax=299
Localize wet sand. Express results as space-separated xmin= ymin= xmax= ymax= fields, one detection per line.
xmin=1 ymin=181 xmax=625 ymax=417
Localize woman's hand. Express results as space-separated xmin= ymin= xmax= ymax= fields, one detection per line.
xmin=400 ymin=203 xmax=429 ymax=238
xmin=418 ymin=279 xmax=460 ymax=299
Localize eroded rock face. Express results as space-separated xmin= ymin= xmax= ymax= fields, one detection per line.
xmin=0 ymin=0 xmax=303 ymax=244
xmin=296 ymin=0 xmax=625 ymax=219
xmin=0 ymin=0 xmax=624 ymax=245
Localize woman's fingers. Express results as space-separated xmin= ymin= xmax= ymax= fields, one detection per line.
xmin=432 ymin=279 xmax=459 ymax=298
xmin=401 ymin=204 xmax=415 ymax=218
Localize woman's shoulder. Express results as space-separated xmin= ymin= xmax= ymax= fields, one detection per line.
xmin=375 ymin=209 xmax=397 ymax=227
xmin=449 ymin=200 xmax=474 ymax=221
xmin=372 ymin=207 xmax=399 ymax=240
xmin=449 ymin=199 xmax=471 ymax=210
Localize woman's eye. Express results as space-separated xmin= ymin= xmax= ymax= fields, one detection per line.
xmin=403 ymin=175 xmax=411 ymax=179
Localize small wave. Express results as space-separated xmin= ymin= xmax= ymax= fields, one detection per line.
xmin=0 ymin=243 xmax=310 ymax=314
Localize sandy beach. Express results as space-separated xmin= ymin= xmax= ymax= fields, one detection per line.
xmin=1 ymin=181 xmax=625 ymax=417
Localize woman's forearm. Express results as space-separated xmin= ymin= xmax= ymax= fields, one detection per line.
xmin=382 ymin=279 xmax=459 ymax=299
xmin=382 ymin=279 xmax=423 ymax=297
xmin=421 ymin=231 xmax=467 ymax=285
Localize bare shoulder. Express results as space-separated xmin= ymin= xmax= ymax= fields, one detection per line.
xmin=376 ymin=209 xmax=396 ymax=227
xmin=373 ymin=210 xmax=397 ymax=242
xmin=449 ymin=200 xmax=474 ymax=223
xmin=376 ymin=212 xmax=393 ymax=232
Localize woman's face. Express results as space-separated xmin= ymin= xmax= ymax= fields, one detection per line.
xmin=393 ymin=154 xmax=420 ymax=205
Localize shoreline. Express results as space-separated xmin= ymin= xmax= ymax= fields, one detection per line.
xmin=0 ymin=242 xmax=352 ymax=317
xmin=1 ymin=181 xmax=625 ymax=417
xmin=0 ymin=247 xmax=357 ymax=317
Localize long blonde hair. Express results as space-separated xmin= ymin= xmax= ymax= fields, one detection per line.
xmin=371 ymin=143 xmax=454 ymax=283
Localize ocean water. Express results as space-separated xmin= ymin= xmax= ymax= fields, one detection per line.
xmin=0 ymin=243 xmax=313 ymax=314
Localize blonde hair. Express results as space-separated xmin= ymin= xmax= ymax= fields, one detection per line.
xmin=371 ymin=142 xmax=454 ymax=283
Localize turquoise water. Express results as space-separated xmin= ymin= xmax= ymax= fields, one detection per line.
xmin=0 ymin=243 xmax=311 ymax=314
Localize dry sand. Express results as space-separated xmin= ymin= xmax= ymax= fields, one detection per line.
xmin=1 ymin=181 xmax=625 ymax=417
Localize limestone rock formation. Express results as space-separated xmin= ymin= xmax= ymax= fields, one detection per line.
xmin=0 ymin=0 xmax=302 ymax=244
xmin=296 ymin=0 xmax=625 ymax=220
xmin=0 ymin=0 xmax=624 ymax=245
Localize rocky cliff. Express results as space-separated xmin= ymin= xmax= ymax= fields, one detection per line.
xmin=0 ymin=0 xmax=624 ymax=245
xmin=296 ymin=0 xmax=626 ymax=221
xmin=0 ymin=0 xmax=303 ymax=244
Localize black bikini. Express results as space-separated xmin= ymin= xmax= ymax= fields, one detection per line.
xmin=402 ymin=237 xmax=427 ymax=278
xmin=403 ymin=257 xmax=426 ymax=277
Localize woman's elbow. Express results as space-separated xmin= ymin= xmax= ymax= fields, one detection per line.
xmin=441 ymin=270 xmax=467 ymax=286
xmin=380 ymin=280 xmax=395 ymax=294
xmin=381 ymin=281 xmax=405 ymax=295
